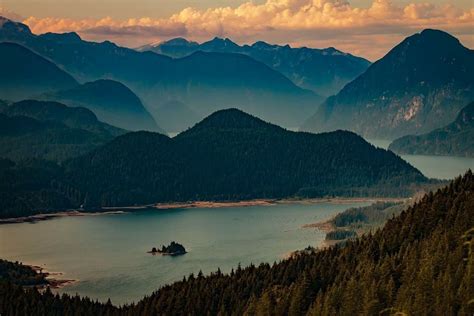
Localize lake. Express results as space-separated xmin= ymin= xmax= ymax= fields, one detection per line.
xmin=0 ymin=201 xmax=371 ymax=305
xmin=367 ymin=139 xmax=474 ymax=180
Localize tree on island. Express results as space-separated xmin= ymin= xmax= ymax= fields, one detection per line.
xmin=149 ymin=242 xmax=186 ymax=256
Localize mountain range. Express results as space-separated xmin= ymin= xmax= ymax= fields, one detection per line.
xmin=138 ymin=37 xmax=371 ymax=96
xmin=389 ymin=101 xmax=474 ymax=157
xmin=302 ymin=29 xmax=474 ymax=139
xmin=0 ymin=17 xmax=322 ymax=131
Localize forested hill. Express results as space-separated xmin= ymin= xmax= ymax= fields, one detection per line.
xmin=389 ymin=101 xmax=474 ymax=157
xmin=65 ymin=108 xmax=426 ymax=207
xmin=0 ymin=100 xmax=125 ymax=162
xmin=1 ymin=172 xmax=472 ymax=315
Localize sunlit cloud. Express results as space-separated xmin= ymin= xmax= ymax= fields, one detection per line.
xmin=12 ymin=0 xmax=474 ymax=60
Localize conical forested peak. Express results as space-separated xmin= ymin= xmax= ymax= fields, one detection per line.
xmin=187 ymin=108 xmax=280 ymax=132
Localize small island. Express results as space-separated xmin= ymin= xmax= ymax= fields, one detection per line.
xmin=148 ymin=241 xmax=187 ymax=256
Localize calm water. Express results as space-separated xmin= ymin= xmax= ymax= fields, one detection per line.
xmin=368 ymin=139 xmax=474 ymax=180
xmin=0 ymin=201 xmax=370 ymax=305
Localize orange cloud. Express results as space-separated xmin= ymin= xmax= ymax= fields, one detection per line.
xmin=19 ymin=0 xmax=474 ymax=60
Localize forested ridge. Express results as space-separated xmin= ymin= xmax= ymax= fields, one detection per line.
xmin=1 ymin=171 xmax=473 ymax=315
xmin=0 ymin=109 xmax=428 ymax=218
xmin=0 ymin=100 xmax=124 ymax=162
xmin=65 ymin=109 xmax=427 ymax=207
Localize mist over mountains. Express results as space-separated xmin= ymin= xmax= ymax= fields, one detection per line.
xmin=40 ymin=79 xmax=162 ymax=133
xmin=0 ymin=17 xmax=322 ymax=131
xmin=138 ymin=37 xmax=371 ymax=97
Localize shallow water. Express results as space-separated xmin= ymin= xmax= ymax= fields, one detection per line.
xmin=368 ymin=139 xmax=474 ymax=180
xmin=0 ymin=201 xmax=370 ymax=305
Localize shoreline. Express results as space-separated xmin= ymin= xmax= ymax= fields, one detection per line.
xmin=0 ymin=197 xmax=408 ymax=225
xmin=26 ymin=264 xmax=77 ymax=290
xmin=0 ymin=210 xmax=127 ymax=225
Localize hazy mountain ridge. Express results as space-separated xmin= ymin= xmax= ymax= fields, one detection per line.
xmin=41 ymin=79 xmax=163 ymax=133
xmin=0 ymin=42 xmax=77 ymax=101
xmin=302 ymin=29 xmax=474 ymax=139
xmin=0 ymin=17 xmax=322 ymax=130
xmin=389 ymin=101 xmax=474 ymax=157
xmin=139 ymin=36 xmax=371 ymax=96
xmin=66 ymin=108 xmax=426 ymax=208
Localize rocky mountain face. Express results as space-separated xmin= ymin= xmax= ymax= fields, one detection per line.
xmin=302 ymin=29 xmax=474 ymax=140
xmin=389 ymin=102 xmax=474 ymax=157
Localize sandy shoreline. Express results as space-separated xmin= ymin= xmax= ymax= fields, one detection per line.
xmin=0 ymin=210 xmax=127 ymax=225
xmin=152 ymin=199 xmax=276 ymax=209
xmin=0 ymin=197 xmax=408 ymax=225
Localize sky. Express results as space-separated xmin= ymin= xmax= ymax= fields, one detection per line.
xmin=1 ymin=0 xmax=473 ymax=60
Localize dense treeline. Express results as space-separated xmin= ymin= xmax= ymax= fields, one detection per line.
xmin=1 ymin=171 xmax=472 ymax=315
xmin=0 ymin=260 xmax=47 ymax=287
xmin=325 ymin=229 xmax=357 ymax=240
xmin=331 ymin=201 xmax=403 ymax=227
xmin=0 ymin=109 xmax=430 ymax=218
xmin=64 ymin=109 xmax=427 ymax=207
xmin=0 ymin=100 xmax=123 ymax=162
xmin=0 ymin=158 xmax=82 ymax=218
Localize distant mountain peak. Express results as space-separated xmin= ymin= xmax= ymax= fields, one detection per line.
xmin=163 ymin=37 xmax=195 ymax=46
xmin=394 ymin=28 xmax=463 ymax=55
xmin=0 ymin=16 xmax=31 ymax=34
xmin=202 ymin=37 xmax=239 ymax=49
xmin=303 ymin=29 xmax=474 ymax=139
xmin=39 ymin=31 xmax=82 ymax=42
xmin=251 ymin=41 xmax=277 ymax=49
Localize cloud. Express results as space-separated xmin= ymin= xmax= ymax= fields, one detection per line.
xmin=17 ymin=0 xmax=474 ymax=60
